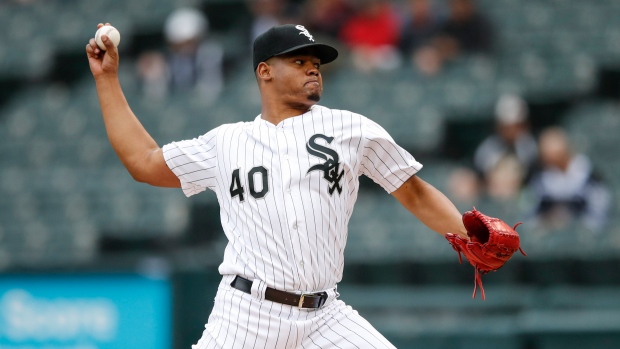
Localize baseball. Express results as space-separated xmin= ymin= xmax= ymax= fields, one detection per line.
xmin=95 ymin=25 xmax=121 ymax=51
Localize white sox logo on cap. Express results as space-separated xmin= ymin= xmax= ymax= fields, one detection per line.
xmin=252 ymin=24 xmax=337 ymax=70
xmin=295 ymin=25 xmax=314 ymax=42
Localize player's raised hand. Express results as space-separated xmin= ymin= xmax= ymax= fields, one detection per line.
xmin=86 ymin=23 xmax=119 ymax=78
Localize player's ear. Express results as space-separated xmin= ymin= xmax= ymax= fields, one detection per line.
xmin=256 ymin=62 xmax=272 ymax=81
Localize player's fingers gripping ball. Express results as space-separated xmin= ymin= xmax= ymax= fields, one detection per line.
xmin=445 ymin=208 xmax=526 ymax=300
xmin=95 ymin=25 xmax=121 ymax=50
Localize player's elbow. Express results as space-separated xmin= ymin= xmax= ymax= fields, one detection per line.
xmin=129 ymin=168 xmax=169 ymax=187
xmin=122 ymin=149 xmax=181 ymax=188
xmin=123 ymin=155 xmax=154 ymax=184
xmin=129 ymin=169 xmax=149 ymax=184
xmin=123 ymin=162 xmax=151 ymax=184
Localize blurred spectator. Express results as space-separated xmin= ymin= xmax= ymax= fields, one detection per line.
xmin=447 ymin=166 xmax=481 ymax=208
xmin=248 ymin=0 xmax=300 ymax=43
xmin=398 ymin=0 xmax=445 ymax=73
xmin=436 ymin=0 xmax=493 ymax=57
xmin=137 ymin=8 xmax=224 ymax=103
xmin=339 ymin=0 xmax=401 ymax=72
xmin=485 ymin=154 xmax=525 ymax=201
xmin=528 ymin=127 xmax=612 ymax=232
xmin=474 ymin=94 xmax=538 ymax=184
xmin=413 ymin=0 xmax=493 ymax=75
xmin=302 ymin=0 xmax=354 ymax=38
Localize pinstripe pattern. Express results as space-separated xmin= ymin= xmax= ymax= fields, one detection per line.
xmin=162 ymin=105 xmax=421 ymax=348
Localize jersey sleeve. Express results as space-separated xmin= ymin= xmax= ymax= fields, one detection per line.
xmin=162 ymin=128 xmax=219 ymax=197
xmin=360 ymin=117 xmax=423 ymax=193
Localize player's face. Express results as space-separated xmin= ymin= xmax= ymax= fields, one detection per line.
xmin=269 ymin=50 xmax=323 ymax=107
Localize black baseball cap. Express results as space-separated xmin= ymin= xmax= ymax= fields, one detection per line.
xmin=253 ymin=24 xmax=339 ymax=71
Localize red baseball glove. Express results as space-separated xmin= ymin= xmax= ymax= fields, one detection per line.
xmin=445 ymin=208 xmax=526 ymax=300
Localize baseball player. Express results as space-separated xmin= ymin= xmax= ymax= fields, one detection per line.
xmin=87 ymin=23 xmax=469 ymax=348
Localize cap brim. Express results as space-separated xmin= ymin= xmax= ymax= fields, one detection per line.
xmin=274 ymin=43 xmax=339 ymax=65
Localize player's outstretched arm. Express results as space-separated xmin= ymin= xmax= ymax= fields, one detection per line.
xmin=391 ymin=175 xmax=467 ymax=238
xmin=86 ymin=23 xmax=179 ymax=188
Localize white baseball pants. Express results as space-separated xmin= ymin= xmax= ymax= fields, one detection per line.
xmin=192 ymin=275 xmax=396 ymax=349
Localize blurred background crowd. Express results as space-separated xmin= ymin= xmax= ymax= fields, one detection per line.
xmin=1 ymin=0 xmax=620 ymax=348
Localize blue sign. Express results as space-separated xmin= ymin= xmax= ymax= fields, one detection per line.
xmin=0 ymin=274 xmax=171 ymax=349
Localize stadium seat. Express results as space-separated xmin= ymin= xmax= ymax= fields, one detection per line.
xmin=1 ymin=0 xmax=620 ymax=269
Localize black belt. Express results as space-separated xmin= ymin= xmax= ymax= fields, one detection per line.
xmin=230 ymin=276 xmax=328 ymax=309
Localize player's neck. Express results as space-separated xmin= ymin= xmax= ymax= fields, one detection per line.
xmin=260 ymin=101 xmax=314 ymax=125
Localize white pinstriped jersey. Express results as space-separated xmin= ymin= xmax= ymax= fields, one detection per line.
xmin=163 ymin=105 xmax=422 ymax=292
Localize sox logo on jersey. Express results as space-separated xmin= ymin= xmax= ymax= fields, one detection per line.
xmin=306 ymin=134 xmax=344 ymax=195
